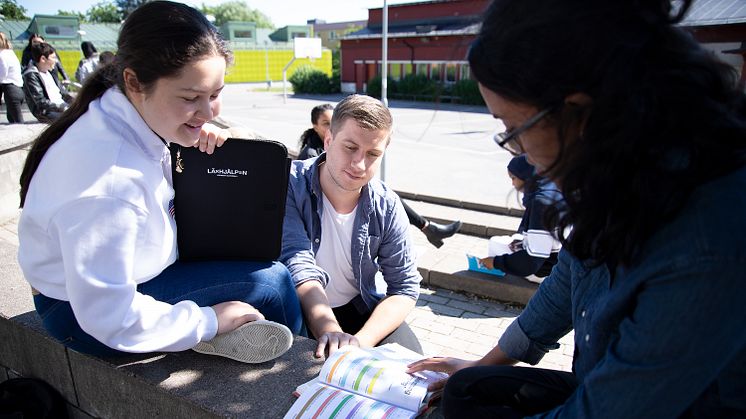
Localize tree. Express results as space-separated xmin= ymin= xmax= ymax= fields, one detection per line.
xmin=115 ymin=0 xmax=149 ymax=20
xmin=200 ymin=1 xmax=274 ymax=28
xmin=0 ymin=0 xmax=28 ymax=20
xmin=57 ymin=10 xmax=86 ymax=21
xmin=87 ymin=1 xmax=121 ymax=23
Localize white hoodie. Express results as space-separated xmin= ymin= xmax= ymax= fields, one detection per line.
xmin=18 ymin=87 xmax=218 ymax=353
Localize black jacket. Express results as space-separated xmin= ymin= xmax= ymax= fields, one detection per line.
xmin=21 ymin=63 xmax=73 ymax=121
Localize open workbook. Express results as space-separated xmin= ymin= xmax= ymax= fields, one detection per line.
xmin=284 ymin=344 xmax=447 ymax=419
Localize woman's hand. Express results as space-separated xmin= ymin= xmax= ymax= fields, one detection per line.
xmin=211 ymin=301 xmax=265 ymax=334
xmin=407 ymin=357 xmax=478 ymax=391
xmin=197 ymin=123 xmax=230 ymax=154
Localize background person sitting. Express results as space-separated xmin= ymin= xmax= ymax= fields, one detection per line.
xmin=298 ymin=103 xmax=333 ymax=160
xmin=480 ymin=154 xmax=562 ymax=282
xmin=22 ymin=42 xmax=73 ymax=123
xmin=75 ymin=41 xmax=100 ymax=84
xmin=21 ymin=34 xmax=69 ymax=83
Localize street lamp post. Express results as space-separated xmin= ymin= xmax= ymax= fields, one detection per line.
xmin=380 ymin=0 xmax=389 ymax=181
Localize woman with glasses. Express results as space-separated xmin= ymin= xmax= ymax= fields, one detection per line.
xmin=408 ymin=0 xmax=746 ymax=417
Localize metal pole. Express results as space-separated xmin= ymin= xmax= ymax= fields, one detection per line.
xmin=283 ymin=57 xmax=296 ymax=104
xmin=380 ymin=0 xmax=389 ymax=181
xmin=381 ymin=0 xmax=389 ymax=108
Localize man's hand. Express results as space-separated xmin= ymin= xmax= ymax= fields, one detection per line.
xmin=316 ymin=331 xmax=360 ymax=358
xmin=197 ymin=123 xmax=230 ymax=154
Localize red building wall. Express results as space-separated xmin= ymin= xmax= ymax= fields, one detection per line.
xmin=340 ymin=0 xmax=489 ymax=92
xmin=367 ymin=0 xmax=491 ymax=26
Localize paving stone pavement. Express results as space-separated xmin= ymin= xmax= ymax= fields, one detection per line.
xmin=0 ymin=213 xmax=573 ymax=372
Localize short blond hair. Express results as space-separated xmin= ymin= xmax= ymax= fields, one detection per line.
xmin=331 ymin=94 xmax=393 ymax=139
xmin=0 ymin=32 xmax=11 ymax=50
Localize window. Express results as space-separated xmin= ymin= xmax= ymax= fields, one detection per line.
xmin=329 ymin=31 xmax=336 ymax=40
xmin=390 ymin=63 xmax=401 ymax=80
xmin=460 ymin=64 xmax=471 ymax=80
xmin=416 ymin=64 xmax=428 ymax=76
xmin=234 ymin=30 xmax=253 ymax=39
xmin=430 ymin=63 xmax=441 ymax=81
xmin=43 ymin=25 xmax=76 ymax=37
xmin=291 ymin=32 xmax=306 ymax=38
xmin=403 ymin=63 xmax=413 ymax=76
xmin=445 ymin=63 xmax=457 ymax=83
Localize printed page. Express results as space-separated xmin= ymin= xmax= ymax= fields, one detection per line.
xmin=283 ymin=383 xmax=416 ymax=419
xmin=317 ymin=346 xmax=431 ymax=412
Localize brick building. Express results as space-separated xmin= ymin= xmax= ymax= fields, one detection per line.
xmin=339 ymin=0 xmax=489 ymax=93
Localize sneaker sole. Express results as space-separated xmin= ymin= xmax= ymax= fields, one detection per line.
xmin=192 ymin=320 xmax=293 ymax=363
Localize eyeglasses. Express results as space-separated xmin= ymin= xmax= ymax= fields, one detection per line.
xmin=493 ymin=107 xmax=553 ymax=156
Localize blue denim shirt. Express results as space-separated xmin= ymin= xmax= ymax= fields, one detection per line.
xmin=280 ymin=155 xmax=421 ymax=312
xmin=499 ymin=166 xmax=746 ymax=418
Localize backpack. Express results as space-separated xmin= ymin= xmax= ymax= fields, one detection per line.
xmin=0 ymin=377 xmax=69 ymax=418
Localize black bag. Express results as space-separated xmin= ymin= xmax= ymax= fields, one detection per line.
xmin=171 ymin=138 xmax=290 ymax=261
xmin=0 ymin=377 xmax=69 ymax=418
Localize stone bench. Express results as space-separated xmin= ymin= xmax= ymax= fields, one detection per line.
xmin=0 ymin=240 xmax=324 ymax=418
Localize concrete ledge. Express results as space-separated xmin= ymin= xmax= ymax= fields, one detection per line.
xmin=396 ymin=190 xmax=525 ymax=218
xmin=419 ymin=253 xmax=537 ymax=306
xmin=0 ymin=239 xmax=325 ymax=418
xmin=0 ymin=123 xmax=44 ymax=223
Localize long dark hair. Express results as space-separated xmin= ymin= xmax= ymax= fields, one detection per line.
xmin=19 ymin=1 xmax=232 ymax=207
xmin=470 ymin=0 xmax=746 ymax=267
xmin=299 ymin=103 xmax=334 ymax=148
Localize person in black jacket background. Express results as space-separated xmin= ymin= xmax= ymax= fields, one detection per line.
xmin=22 ymin=43 xmax=73 ymax=122
xmin=297 ymin=103 xmax=333 ymax=160
xmin=480 ymin=154 xmax=562 ymax=282
xmin=21 ymin=34 xmax=69 ymax=82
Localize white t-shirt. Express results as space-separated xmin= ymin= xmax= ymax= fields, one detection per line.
xmin=39 ymin=70 xmax=65 ymax=105
xmin=0 ymin=49 xmax=23 ymax=86
xmin=315 ymin=194 xmax=359 ymax=307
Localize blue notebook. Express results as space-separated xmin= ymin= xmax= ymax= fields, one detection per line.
xmin=466 ymin=254 xmax=505 ymax=277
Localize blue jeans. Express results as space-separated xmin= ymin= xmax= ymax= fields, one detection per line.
xmin=34 ymin=260 xmax=303 ymax=357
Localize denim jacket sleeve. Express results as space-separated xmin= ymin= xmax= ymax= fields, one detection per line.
xmin=377 ymin=196 xmax=421 ymax=301
xmin=279 ymin=168 xmax=329 ymax=288
xmin=498 ymin=249 xmax=573 ymax=364
xmin=532 ymin=253 xmax=746 ymax=418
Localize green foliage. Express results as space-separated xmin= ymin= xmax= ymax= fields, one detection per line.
xmin=0 ymin=0 xmax=27 ymax=20
xmin=200 ymin=1 xmax=274 ymax=28
xmin=365 ymin=75 xmax=397 ymax=99
xmin=330 ymin=50 xmax=341 ymax=93
xmin=396 ymin=73 xmax=437 ymax=98
xmin=451 ymin=79 xmax=484 ymax=105
xmin=288 ymin=66 xmax=332 ymax=94
xmin=115 ymin=0 xmax=149 ymax=20
xmin=87 ymin=1 xmax=121 ymax=23
xmin=57 ymin=10 xmax=86 ymax=21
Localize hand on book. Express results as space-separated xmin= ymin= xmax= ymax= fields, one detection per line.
xmin=211 ymin=301 xmax=265 ymax=334
xmin=196 ymin=123 xmax=230 ymax=155
xmin=406 ymin=357 xmax=478 ymax=391
xmin=315 ymin=331 xmax=360 ymax=358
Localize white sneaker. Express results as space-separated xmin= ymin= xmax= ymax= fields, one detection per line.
xmin=526 ymin=275 xmax=545 ymax=284
xmin=192 ymin=320 xmax=293 ymax=363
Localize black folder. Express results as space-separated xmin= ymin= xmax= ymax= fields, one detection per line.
xmin=170 ymin=138 xmax=290 ymax=261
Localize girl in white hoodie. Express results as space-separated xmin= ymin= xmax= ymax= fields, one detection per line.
xmin=17 ymin=1 xmax=302 ymax=363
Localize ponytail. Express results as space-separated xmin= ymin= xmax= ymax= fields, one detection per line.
xmin=19 ymin=1 xmax=231 ymax=207
xmin=19 ymin=63 xmax=120 ymax=207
